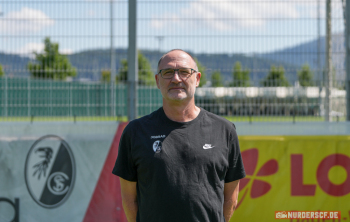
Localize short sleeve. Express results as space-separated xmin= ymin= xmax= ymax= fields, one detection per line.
xmin=224 ymin=127 xmax=246 ymax=183
xmin=112 ymin=123 xmax=138 ymax=181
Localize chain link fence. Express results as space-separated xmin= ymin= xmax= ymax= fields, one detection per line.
xmin=0 ymin=0 xmax=347 ymax=122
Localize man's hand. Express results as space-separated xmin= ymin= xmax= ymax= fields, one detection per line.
xmin=119 ymin=178 xmax=138 ymax=222
xmin=223 ymin=180 xmax=240 ymax=222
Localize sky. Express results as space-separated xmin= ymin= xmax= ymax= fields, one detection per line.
xmin=0 ymin=0 xmax=346 ymax=57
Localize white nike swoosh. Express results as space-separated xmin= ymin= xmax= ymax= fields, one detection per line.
xmin=203 ymin=145 xmax=215 ymax=149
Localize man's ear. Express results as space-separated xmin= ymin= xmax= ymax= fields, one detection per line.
xmin=196 ymin=72 xmax=201 ymax=87
xmin=155 ymin=74 xmax=160 ymax=89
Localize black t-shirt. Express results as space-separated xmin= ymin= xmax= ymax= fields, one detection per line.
xmin=112 ymin=107 xmax=246 ymax=222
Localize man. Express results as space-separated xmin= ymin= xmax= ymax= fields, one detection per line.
xmin=112 ymin=49 xmax=246 ymax=222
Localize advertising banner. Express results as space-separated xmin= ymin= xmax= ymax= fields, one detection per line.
xmin=233 ymin=136 xmax=350 ymax=222
xmin=0 ymin=122 xmax=127 ymax=222
xmin=1 ymin=122 xmax=349 ymax=222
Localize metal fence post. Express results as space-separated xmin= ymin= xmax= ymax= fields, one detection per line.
xmin=128 ymin=0 xmax=138 ymax=121
xmin=4 ymin=75 xmax=7 ymax=117
xmin=317 ymin=0 xmax=321 ymax=82
xmin=105 ymin=83 xmax=107 ymax=116
xmin=70 ymin=82 xmax=72 ymax=117
xmin=28 ymin=77 xmax=31 ymax=117
xmin=87 ymin=84 xmax=90 ymax=116
xmin=325 ymin=0 xmax=332 ymax=122
xmin=346 ymin=0 xmax=350 ymax=121
xmin=110 ymin=0 xmax=116 ymax=117
xmin=50 ymin=80 xmax=53 ymax=116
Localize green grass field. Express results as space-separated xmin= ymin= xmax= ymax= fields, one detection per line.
xmin=0 ymin=115 xmax=346 ymax=122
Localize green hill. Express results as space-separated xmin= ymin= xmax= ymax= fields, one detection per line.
xmin=0 ymin=48 xmax=299 ymax=84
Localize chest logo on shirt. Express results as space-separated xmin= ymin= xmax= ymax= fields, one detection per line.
xmin=153 ymin=140 xmax=162 ymax=153
xmin=203 ymin=144 xmax=215 ymax=149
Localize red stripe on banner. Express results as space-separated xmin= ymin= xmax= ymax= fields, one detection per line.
xmin=83 ymin=122 xmax=129 ymax=222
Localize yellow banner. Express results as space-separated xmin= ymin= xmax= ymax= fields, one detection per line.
xmin=232 ymin=136 xmax=350 ymax=222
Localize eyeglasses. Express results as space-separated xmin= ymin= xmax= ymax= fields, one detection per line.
xmin=158 ymin=68 xmax=197 ymax=79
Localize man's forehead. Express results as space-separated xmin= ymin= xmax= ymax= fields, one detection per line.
xmin=159 ymin=51 xmax=195 ymax=67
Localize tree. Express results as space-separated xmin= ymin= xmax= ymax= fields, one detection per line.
xmin=298 ymin=64 xmax=314 ymax=87
xmin=0 ymin=64 xmax=4 ymax=77
xmin=117 ymin=51 xmax=155 ymax=86
xmin=101 ymin=69 xmax=111 ymax=82
xmin=27 ymin=37 xmax=77 ymax=80
xmin=211 ymin=70 xmax=224 ymax=87
xmin=261 ymin=65 xmax=290 ymax=87
xmin=231 ymin=61 xmax=250 ymax=87
xmin=194 ymin=58 xmax=207 ymax=87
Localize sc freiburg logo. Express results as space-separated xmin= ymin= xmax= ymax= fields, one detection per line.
xmin=25 ymin=135 xmax=76 ymax=208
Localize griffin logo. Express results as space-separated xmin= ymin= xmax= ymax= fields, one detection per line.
xmin=32 ymin=147 xmax=53 ymax=180
xmin=25 ymin=135 xmax=75 ymax=208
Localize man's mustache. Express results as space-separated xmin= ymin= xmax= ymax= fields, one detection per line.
xmin=168 ymin=83 xmax=186 ymax=90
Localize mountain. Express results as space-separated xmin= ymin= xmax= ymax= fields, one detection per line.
xmin=4 ymin=33 xmax=346 ymax=84
xmin=188 ymin=52 xmax=299 ymax=83
xmin=68 ymin=49 xmax=300 ymax=83
xmin=0 ymin=52 xmax=30 ymax=77
xmin=261 ymin=33 xmax=345 ymax=81
xmin=0 ymin=49 xmax=300 ymax=84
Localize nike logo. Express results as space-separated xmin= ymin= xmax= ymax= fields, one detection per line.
xmin=203 ymin=144 xmax=215 ymax=149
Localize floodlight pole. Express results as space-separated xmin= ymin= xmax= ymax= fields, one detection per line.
xmin=317 ymin=0 xmax=322 ymax=115
xmin=155 ymin=36 xmax=164 ymax=52
xmin=110 ymin=0 xmax=116 ymax=117
xmin=128 ymin=0 xmax=138 ymax=120
xmin=317 ymin=0 xmax=321 ymax=82
xmin=325 ymin=0 xmax=332 ymax=122
xmin=346 ymin=0 xmax=350 ymax=121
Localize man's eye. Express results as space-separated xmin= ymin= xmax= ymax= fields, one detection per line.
xmin=180 ymin=69 xmax=191 ymax=74
xmin=163 ymin=70 xmax=174 ymax=75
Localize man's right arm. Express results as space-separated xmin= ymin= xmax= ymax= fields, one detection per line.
xmin=119 ymin=177 xmax=138 ymax=222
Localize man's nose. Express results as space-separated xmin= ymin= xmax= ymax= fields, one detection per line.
xmin=171 ymin=71 xmax=182 ymax=82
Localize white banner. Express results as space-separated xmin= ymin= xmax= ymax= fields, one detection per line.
xmin=0 ymin=122 xmax=120 ymax=222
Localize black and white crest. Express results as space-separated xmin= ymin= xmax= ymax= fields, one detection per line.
xmin=153 ymin=140 xmax=162 ymax=153
xmin=25 ymin=135 xmax=76 ymax=208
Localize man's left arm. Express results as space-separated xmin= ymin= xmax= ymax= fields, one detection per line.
xmin=223 ymin=179 xmax=240 ymax=222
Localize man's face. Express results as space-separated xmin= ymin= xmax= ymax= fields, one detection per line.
xmin=155 ymin=51 xmax=201 ymax=102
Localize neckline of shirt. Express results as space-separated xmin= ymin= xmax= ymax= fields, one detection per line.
xmin=160 ymin=106 xmax=204 ymax=127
